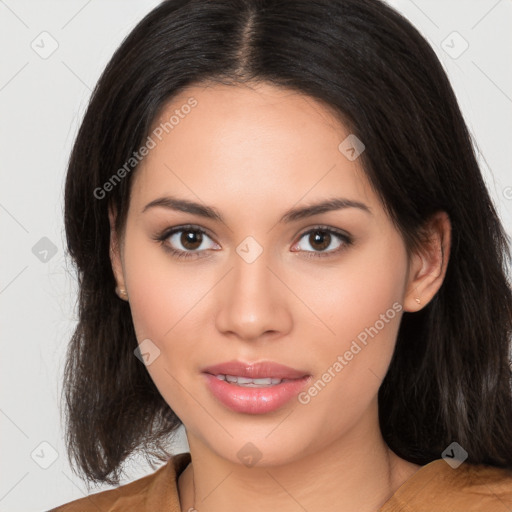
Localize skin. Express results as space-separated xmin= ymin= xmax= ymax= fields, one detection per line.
xmin=109 ymin=82 xmax=451 ymax=512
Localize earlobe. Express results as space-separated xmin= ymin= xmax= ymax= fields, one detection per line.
xmin=108 ymin=204 xmax=129 ymax=301
xmin=403 ymin=211 xmax=451 ymax=312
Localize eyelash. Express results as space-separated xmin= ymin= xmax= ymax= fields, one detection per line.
xmin=153 ymin=224 xmax=353 ymax=261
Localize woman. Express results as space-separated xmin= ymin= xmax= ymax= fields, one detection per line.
xmin=51 ymin=0 xmax=512 ymax=510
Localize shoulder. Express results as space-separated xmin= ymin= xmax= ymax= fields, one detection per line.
xmin=48 ymin=452 xmax=191 ymax=512
xmin=381 ymin=458 xmax=512 ymax=512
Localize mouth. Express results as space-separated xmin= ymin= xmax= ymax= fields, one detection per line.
xmin=201 ymin=359 xmax=309 ymax=380
xmin=210 ymin=374 xmax=297 ymax=387
xmin=201 ymin=360 xmax=312 ymax=414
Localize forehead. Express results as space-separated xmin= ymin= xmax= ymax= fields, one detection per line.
xmin=129 ymin=82 xmax=374 ymax=215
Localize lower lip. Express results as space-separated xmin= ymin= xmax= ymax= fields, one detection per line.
xmin=203 ymin=373 xmax=311 ymax=414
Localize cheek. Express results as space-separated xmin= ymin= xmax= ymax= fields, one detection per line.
xmin=122 ymin=228 xmax=203 ymax=341
xmin=121 ymin=228 xmax=215 ymax=411
xmin=296 ymin=233 xmax=407 ymax=345
xmin=121 ymin=231 xmax=204 ymax=414
xmin=293 ymin=236 xmax=408 ymax=408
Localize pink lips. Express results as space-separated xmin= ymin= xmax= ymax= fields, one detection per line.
xmin=201 ymin=360 xmax=312 ymax=414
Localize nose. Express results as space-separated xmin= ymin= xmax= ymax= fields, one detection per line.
xmin=214 ymin=247 xmax=293 ymax=343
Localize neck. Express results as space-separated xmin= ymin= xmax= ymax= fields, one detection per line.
xmin=178 ymin=401 xmax=420 ymax=512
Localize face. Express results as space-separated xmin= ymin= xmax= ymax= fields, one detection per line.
xmin=110 ymin=82 xmax=427 ymax=467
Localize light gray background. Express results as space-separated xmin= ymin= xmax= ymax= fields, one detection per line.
xmin=1 ymin=1 xmax=511 ymax=511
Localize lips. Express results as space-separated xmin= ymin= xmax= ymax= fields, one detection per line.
xmin=201 ymin=360 xmax=312 ymax=414
xmin=201 ymin=360 xmax=309 ymax=380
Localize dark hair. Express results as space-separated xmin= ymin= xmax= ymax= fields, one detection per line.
xmin=62 ymin=0 xmax=512 ymax=485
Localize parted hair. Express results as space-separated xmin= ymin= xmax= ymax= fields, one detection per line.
xmin=62 ymin=0 xmax=512 ymax=485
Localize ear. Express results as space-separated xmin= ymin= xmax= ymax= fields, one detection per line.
xmin=403 ymin=211 xmax=451 ymax=312
xmin=108 ymin=203 xmax=128 ymax=301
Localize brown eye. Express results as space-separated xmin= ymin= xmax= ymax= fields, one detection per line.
xmin=292 ymin=226 xmax=352 ymax=257
xmin=157 ymin=225 xmax=220 ymax=260
xmin=180 ymin=229 xmax=203 ymax=250
xmin=308 ymin=230 xmax=331 ymax=251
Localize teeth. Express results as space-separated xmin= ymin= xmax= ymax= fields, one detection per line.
xmin=215 ymin=374 xmax=291 ymax=387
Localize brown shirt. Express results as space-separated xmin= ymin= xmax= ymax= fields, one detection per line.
xmin=50 ymin=452 xmax=512 ymax=511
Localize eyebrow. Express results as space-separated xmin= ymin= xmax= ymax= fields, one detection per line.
xmin=141 ymin=195 xmax=371 ymax=223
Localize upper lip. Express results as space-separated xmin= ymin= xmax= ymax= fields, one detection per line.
xmin=201 ymin=360 xmax=309 ymax=380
